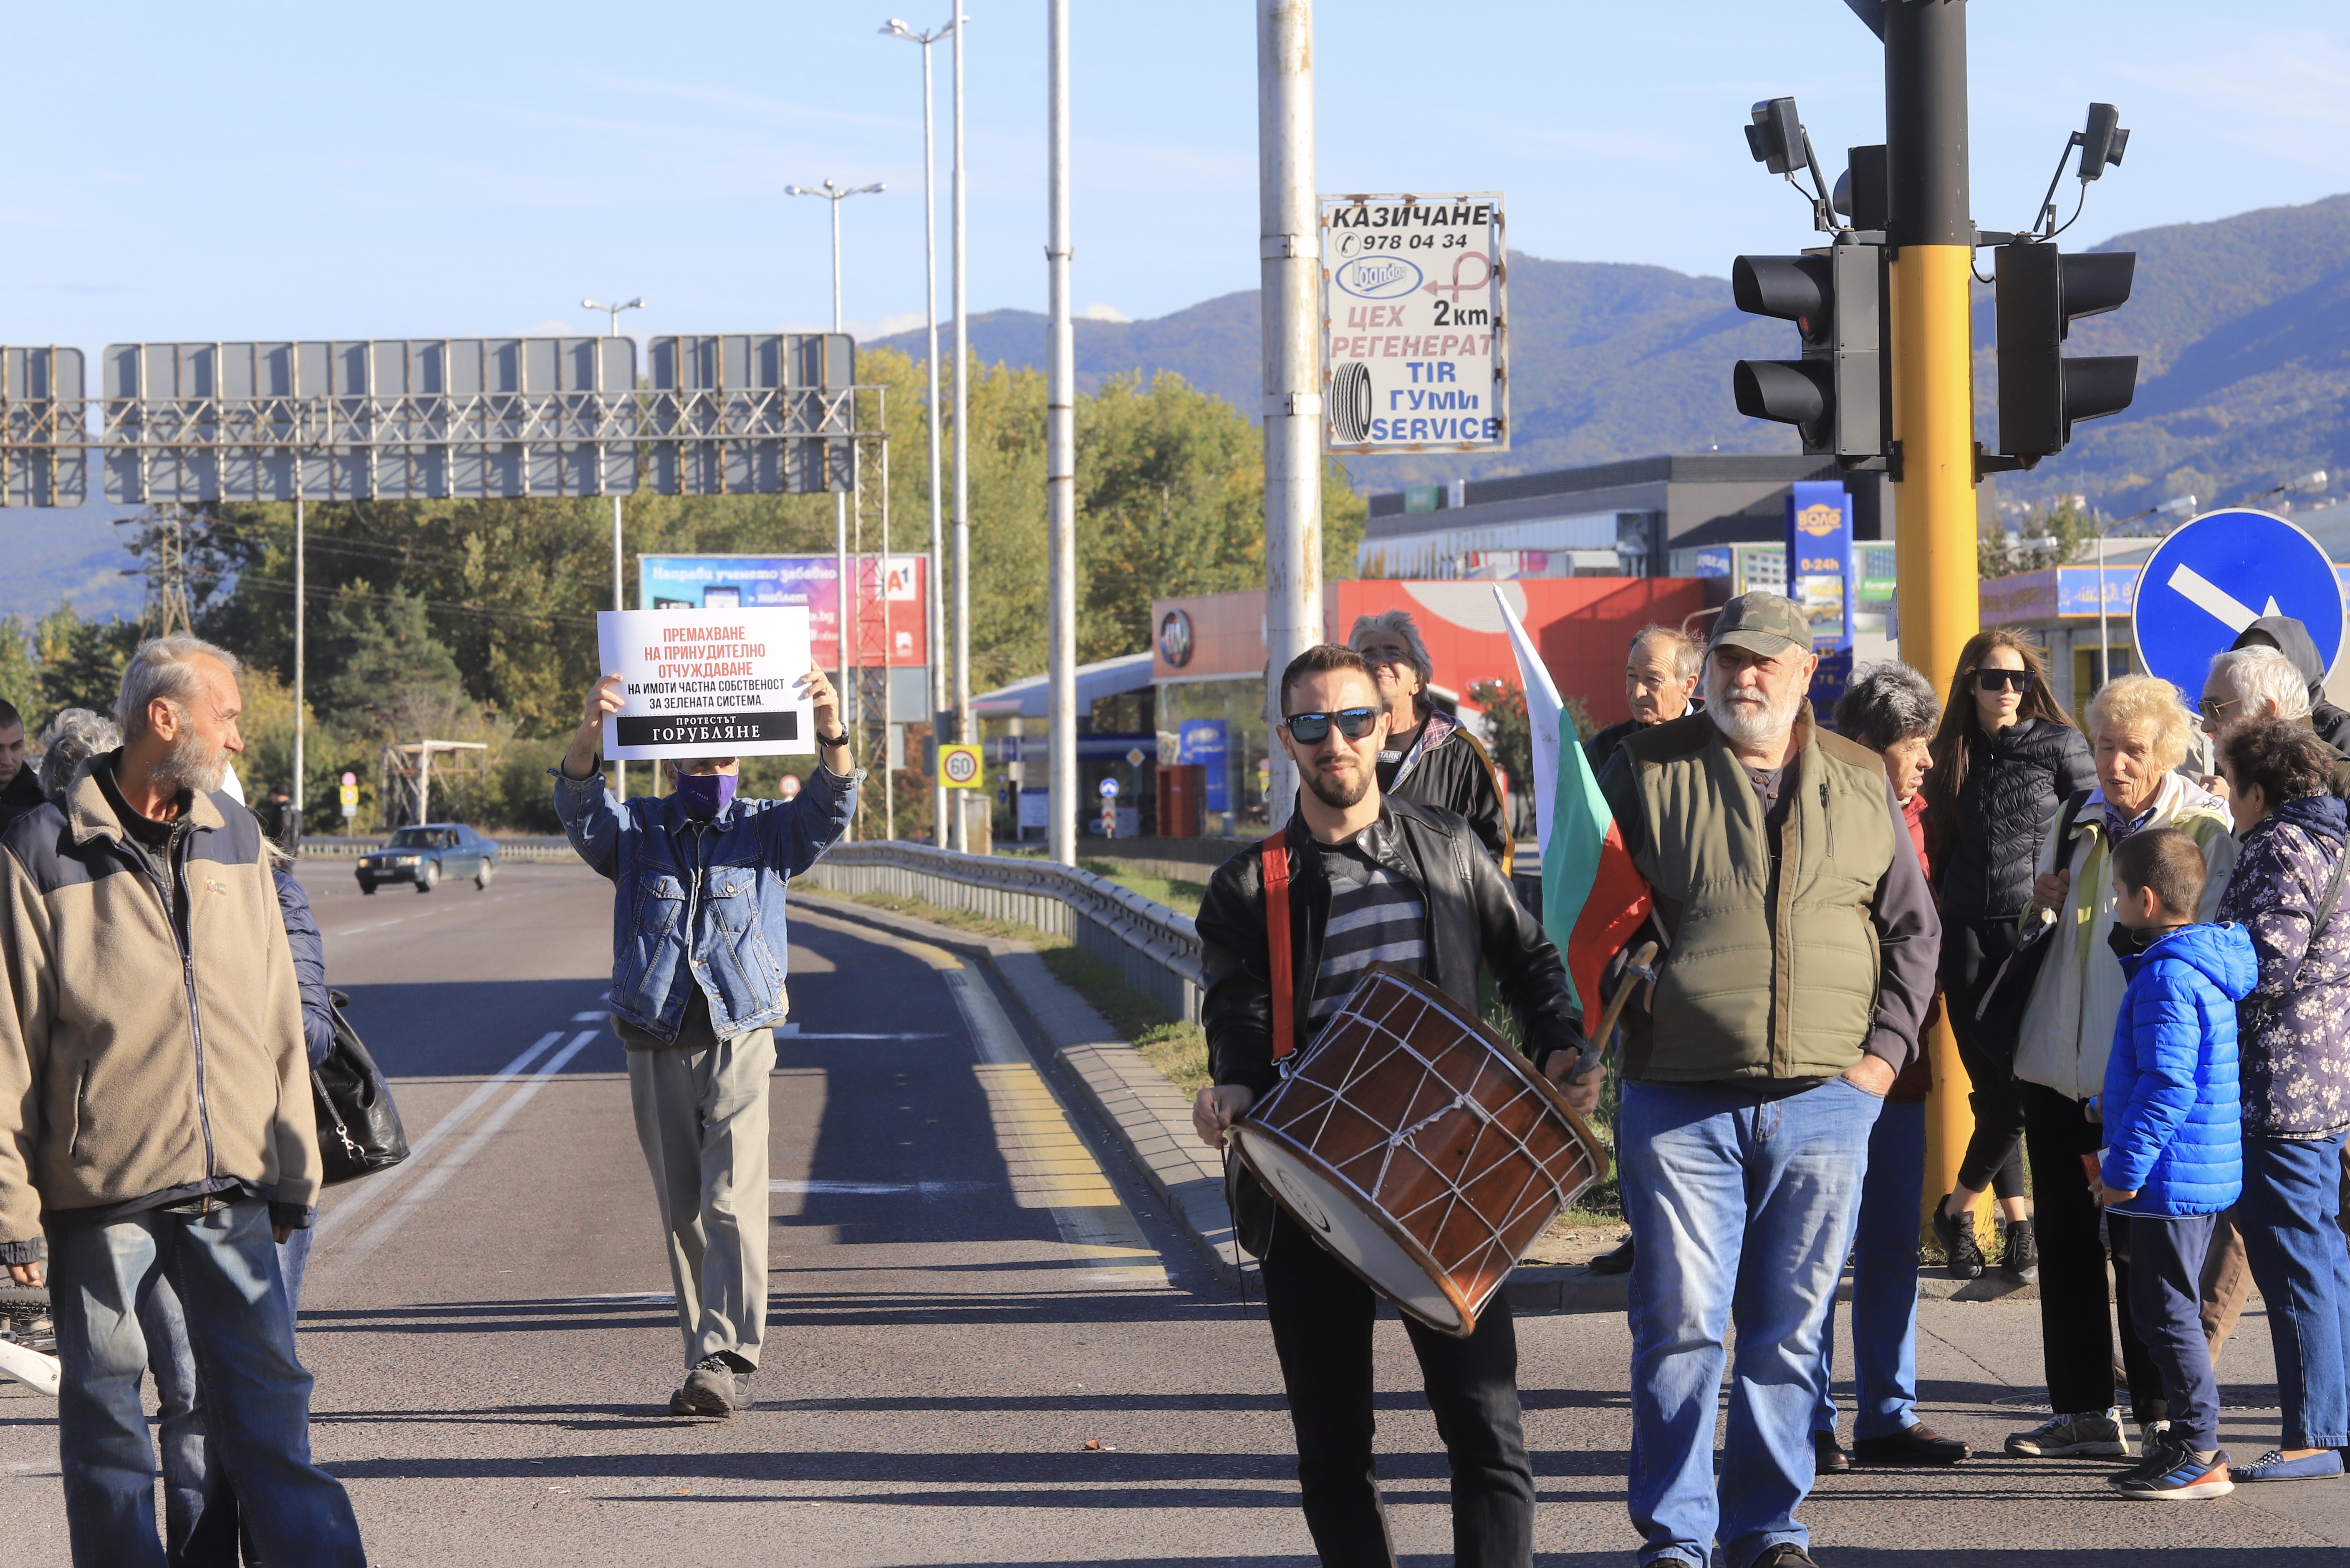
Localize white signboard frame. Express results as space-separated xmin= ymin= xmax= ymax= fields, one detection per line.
xmin=1320 ymin=192 xmax=1508 ymax=456
xmin=596 ymin=608 xmax=816 ymax=761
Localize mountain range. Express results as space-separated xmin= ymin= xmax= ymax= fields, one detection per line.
xmin=876 ymin=192 xmax=2350 ymax=516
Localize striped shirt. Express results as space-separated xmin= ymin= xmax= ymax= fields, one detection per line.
xmin=1308 ymin=838 xmax=1429 ymax=1027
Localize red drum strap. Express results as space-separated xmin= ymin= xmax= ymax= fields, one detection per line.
xmin=1263 ymin=831 xmax=1294 ymax=1063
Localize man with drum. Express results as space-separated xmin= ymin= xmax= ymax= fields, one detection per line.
xmin=1594 ymin=593 xmax=1939 ymax=1568
xmin=1192 ymin=642 xmax=1602 ymax=1568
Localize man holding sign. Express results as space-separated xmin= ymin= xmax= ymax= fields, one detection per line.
xmin=553 ymin=636 xmax=858 ymax=1419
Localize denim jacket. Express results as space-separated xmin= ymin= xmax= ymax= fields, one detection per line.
xmin=553 ymin=765 xmax=859 ymax=1044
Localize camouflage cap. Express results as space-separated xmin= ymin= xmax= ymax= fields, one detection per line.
xmin=1709 ymin=591 xmax=1812 ymax=658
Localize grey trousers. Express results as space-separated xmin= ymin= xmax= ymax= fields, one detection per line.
xmin=627 ymin=1029 xmax=775 ymax=1370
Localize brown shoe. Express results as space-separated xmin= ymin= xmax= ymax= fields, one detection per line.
xmin=1851 ymin=1423 xmax=1971 ymax=1465
xmin=1813 ymin=1429 xmax=1850 ymax=1474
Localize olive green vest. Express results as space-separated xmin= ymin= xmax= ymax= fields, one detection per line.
xmin=1618 ymin=709 xmax=1896 ymax=1082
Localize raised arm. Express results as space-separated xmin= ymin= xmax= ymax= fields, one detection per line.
xmin=553 ymin=674 xmax=634 ymax=879
xmin=763 ymin=667 xmax=860 ymax=875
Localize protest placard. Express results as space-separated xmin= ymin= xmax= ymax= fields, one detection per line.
xmin=596 ymin=607 xmax=817 ymax=761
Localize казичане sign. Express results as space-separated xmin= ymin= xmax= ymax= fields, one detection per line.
xmin=1320 ymin=193 xmax=1507 ymax=456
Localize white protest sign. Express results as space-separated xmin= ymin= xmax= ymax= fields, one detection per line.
xmin=1320 ymin=192 xmax=1508 ymax=455
xmin=596 ymin=607 xmax=816 ymax=761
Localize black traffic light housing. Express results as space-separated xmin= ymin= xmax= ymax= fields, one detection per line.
xmin=1993 ymin=241 xmax=2138 ymax=462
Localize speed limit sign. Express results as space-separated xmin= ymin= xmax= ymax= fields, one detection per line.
xmin=938 ymin=743 xmax=984 ymax=790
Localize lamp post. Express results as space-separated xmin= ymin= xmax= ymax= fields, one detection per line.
xmin=581 ymin=295 xmax=644 ymax=799
xmin=882 ymin=16 xmax=953 ymax=848
xmin=1044 ymin=0 xmax=1076 ymax=866
xmin=951 ymin=10 xmax=972 ymax=850
xmin=785 ymin=180 xmax=884 ymax=809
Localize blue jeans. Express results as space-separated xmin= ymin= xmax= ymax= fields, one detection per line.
xmin=2240 ymin=1133 xmax=2350 ymax=1448
xmin=48 ymin=1199 xmax=363 ymax=1568
xmin=1815 ymin=1099 xmax=1927 ymax=1442
xmin=1621 ymin=1076 xmax=1881 ymax=1568
xmin=133 ymin=1278 xmax=240 ymax=1568
xmin=2121 ymin=1211 xmax=2221 ymax=1451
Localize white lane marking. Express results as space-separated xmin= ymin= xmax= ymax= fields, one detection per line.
xmin=782 ymin=1032 xmax=949 ymax=1041
xmin=939 ymin=967 xmax=1029 ymax=1067
xmin=312 ymin=1030 xmax=565 ymax=1244
xmin=770 ymin=1179 xmax=992 ymax=1195
xmin=572 ymin=1012 xmax=606 ymax=1022
xmin=322 ymin=1030 xmax=599 ymax=1276
xmin=2167 ymin=562 xmax=2281 ymax=634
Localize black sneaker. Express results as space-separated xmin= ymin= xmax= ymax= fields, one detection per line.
xmin=1588 ymin=1237 xmax=1635 ymax=1275
xmin=1814 ymin=1429 xmax=1850 ymax=1475
xmin=2003 ymin=1218 xmax=2040 ymax=1283
xmin=1932 ymin=1198 xmax=1984 ymax=1279
xmin=1852 ymin=1423 xmax=1971 ymax=1465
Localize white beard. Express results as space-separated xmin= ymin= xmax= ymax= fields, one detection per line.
xmin=154 ymin=727 xmax=230 ymax=794
xmin=1704 ymin=665 xmax=1802 ymax=752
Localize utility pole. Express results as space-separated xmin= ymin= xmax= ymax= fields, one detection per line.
xmin=293 ymin=495 xmax=305 ymax=850
xmin=1257 ymin=0 xmax=1322 ymax=818
xmin=582 ymin=295 xmax=644 ymax=800
xmin=951 ymin=8 xmax=972 ymax=852
xmin=881 ymin=16 xmax=953 ymax=848
xmin=1881 ymin=0 xmax=1981 ymax=1238
xmin=1045 ymin=0 xmax=1076 ymax=866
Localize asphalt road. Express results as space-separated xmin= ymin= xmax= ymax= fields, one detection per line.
xmin=3 ymin=856 xmax=2350 ymax=1564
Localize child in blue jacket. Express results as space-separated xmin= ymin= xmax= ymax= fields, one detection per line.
xmin=2091 ymin=827 xmax=2254 ymax=1500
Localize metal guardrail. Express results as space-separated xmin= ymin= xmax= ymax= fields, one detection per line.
xmin=803 ymin=841 xmax=1205 ymax=1025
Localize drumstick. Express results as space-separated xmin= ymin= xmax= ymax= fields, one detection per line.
xmin=1592 ymin=941 xmax=1660 ymax=1060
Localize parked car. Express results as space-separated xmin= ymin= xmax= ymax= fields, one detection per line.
xmin=356 ymin=824 xmax=501 ymax=895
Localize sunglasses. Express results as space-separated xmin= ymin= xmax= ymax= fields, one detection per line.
xmin=1976 ymin=669 xmax=2036 ymax=693
xmin=2197 ymin=695 xmax=2240 ymax=725
xmin=1281 ymin=707 xmax=1380 ymax=744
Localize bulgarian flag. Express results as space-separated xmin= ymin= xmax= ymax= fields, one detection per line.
xmin=1488 ymin=588 xmax=1651 ymax=1019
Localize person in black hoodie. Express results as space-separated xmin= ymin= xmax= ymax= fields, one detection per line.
xmin=0 ymin=701 xmax=40 ymax=833
xmin=1921 ymin=629 xmax=2096 ymax=1281
xmin=2235 ymin=614 xmax=2350 ymax=754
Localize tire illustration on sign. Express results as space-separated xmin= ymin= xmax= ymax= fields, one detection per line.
xmin=1330 ymin=361 xmax=1373 ymax=445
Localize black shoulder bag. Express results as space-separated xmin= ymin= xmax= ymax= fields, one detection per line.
xmin=313 ymin=989 xmax=411 ymax=1185
xmin=1971 ymin=788 xmax=2094 ymax=1058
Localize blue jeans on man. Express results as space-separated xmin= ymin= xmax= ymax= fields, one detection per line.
xmin=48 ymin=1199 xmax=362 ymax=1568
xmin=1621 ymin=1076 xmax=1881 ymax=1568
xmin=1815 ymin=1098 xmax=1928 ymax=1442
xmin=2240 ymin=1132 xmax=2350 ymax=1449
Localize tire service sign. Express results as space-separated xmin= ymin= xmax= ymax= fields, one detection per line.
xmin=596 ymin=607 xmax=817 ymax=761
xmin=1321 ymin=193 xmax=1507 ymax=456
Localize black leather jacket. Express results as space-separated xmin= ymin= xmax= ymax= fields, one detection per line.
xmin=1928 ymin=717 xmax=2096 ymax=929
xmin=1196 ymin=796 xmax=1585 ymax=1100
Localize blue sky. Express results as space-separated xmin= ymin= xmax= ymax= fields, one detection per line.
xmin=5 ymin=1 xmax=2347 ymax=351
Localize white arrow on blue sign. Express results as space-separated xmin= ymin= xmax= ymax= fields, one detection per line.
xmin=2132 ymin=508 xmax=2345 ymax=700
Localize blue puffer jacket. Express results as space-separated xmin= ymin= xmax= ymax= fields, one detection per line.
xmin=2099 ymin=922 xmax=2253 ymax=1217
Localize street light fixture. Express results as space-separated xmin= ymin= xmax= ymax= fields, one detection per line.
xmin=882 ymin=15 xmax=954 ymax=848
xmin=582 ymin=295 xmax=645 ymax=800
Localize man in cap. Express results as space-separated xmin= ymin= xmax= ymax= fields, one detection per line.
xmin=1594 ymin=593 xmax=1940 ymax=1568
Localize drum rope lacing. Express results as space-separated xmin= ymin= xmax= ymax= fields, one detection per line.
xmin=1350 ymin=1031 xmax=1577 ymax=1223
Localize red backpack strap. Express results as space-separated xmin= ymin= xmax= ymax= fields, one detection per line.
xmin=1262 ymin=831 xmax=1295 ymax=1064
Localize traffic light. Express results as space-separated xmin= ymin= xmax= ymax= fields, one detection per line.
xmin=1993 ymin=241 xmax=2138 ymax=462
xmin=1730 ymin=240 xmax=1888 ymax=463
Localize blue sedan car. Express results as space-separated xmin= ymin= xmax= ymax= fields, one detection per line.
xmin=355 ymin=823 xmax=502 ymax=895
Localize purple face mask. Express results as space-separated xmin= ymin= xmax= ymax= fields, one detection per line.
xmin=674 ymin=771 xmax=738 ymax=820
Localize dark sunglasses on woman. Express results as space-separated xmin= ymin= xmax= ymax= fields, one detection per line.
xmin=1281 ymin=707 xmax=1380 ymax=744
xmin=1976 ymin=669 xmax=2035 ymax=693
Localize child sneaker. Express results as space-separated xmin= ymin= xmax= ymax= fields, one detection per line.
xmin=2111 ymin=1447 xmax=2234 ymax=1500
xmin=2006 ymin=1409 xmax=2129 ymax=1457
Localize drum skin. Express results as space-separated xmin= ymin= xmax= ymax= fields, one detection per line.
xmin=1231 ymin=963 xmax=1609 ymax=1338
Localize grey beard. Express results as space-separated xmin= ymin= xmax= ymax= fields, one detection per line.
xmin=1704 ymin=673 xmax=1800 ymax=752
xmin=153 ymin=728 xmax=229 ymax=794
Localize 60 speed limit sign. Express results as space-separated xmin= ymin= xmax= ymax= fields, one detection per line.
xmin=938 ymin=743 xmax=984 ymax=789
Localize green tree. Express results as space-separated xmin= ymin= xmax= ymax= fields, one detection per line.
xmin=1979 ymin=497 xmax=2100 ymax=578
xmin=316 ymin=590 xmax=469 ymax=741
xmin=33 ymin=604 xmax=141 ymax=720
xmin=0 ymin=616 xmax=41 ymax=731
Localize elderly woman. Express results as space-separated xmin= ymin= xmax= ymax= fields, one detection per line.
xmin=2211 ymin=718 xmax=2350 ymax=1481
xmin=1810 ymin=664 xmax=1971 ymax=1470
xmin=2006 ymin=675 xmax=2239 ymax=1462
xmin=1346 ymin=608 xmax=1511 ymax=868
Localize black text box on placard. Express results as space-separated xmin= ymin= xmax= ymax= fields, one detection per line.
xmin=613 ymin=711 xmax=799 ymax=749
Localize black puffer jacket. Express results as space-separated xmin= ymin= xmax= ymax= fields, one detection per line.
xmin=1929 ymin=717 xmax=2097 ymax=931
xmin=1197 ymin=797 xmax=1585 ymax=1100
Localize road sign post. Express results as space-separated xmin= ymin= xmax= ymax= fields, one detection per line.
xmin=2133 ymin=509 xmax=2344 ymax=701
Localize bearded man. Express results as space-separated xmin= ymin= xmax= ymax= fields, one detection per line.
xmin=1593 ymin=593 xmax=1940 ymax=1568
xmin=0 ymin=635 xmax=365 ymax=1565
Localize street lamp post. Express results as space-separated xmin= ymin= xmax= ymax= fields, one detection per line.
xmin=786 ymin=179 xmax=883 ymax=826
xmin=581 ymin=295 xmax=644 ymax=800
xmin=952 ymin=9 xmax=971 ymax=852
xmin=882 ymin=15 xmax=953 ymax=848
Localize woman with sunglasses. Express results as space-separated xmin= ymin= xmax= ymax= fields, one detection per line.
xmin=1921 ymin=631 xmax=2095 ymax=1281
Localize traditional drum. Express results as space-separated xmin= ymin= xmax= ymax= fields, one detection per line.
xmin=1229 ymin=962 xmax=1609 ymax=1338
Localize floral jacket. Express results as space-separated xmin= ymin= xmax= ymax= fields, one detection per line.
xmin=2213 ymin=793 xmax=2350 ymax=1138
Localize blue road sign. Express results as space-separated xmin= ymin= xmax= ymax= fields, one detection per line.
xmin=2133 ymin=509 xmax=2345 ymax=700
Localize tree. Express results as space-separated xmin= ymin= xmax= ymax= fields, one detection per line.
xmin=33 ymin=604 xmax=141 ymax=721
xmin=315 ymin=590 xmax=469 ymax=742
xmin=1979 ymin=497 xmax=2100 ymax=578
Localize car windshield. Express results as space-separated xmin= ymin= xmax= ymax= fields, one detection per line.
xmin=388 ymin=828 xmax=439 ymax=848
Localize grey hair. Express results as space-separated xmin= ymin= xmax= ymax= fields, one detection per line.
xmin=37 ymin=707 xmax=122 ymax=797
xmin=2207 ymin=645 xmax=2311 ymax=721
xmin=115 ymin=635 xmax=240 ymax=738
xmin=1346 ymin=609 xmax=1433 ymax=686
xmin=1629 ymin=624 xmax=1702 ymax=682
xmin=1835 ymin=661 xmax=1943 ymax=752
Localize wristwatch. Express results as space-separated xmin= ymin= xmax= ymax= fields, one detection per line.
xmin=816 ymin=727 xmax=849 ymax=748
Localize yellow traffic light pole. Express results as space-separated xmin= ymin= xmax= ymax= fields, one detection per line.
xmin=1883 ymin=0 xmax=1992 ymax=1242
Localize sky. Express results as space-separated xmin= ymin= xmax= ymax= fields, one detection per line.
xmin=4 ymin=1 xmax=2347 ymax=355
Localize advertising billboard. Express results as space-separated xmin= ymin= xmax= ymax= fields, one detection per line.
xmin=638 ymin=554 xmax=926 ymax=671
